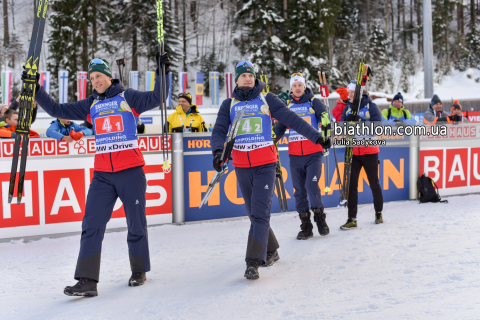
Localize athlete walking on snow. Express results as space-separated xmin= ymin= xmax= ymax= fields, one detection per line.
xmin=274 ymin=73 xmax=332 ymax=240
xmin=28 ymin=53 xmax=171 ymax=297
xmin=211 ymin=61 xmax=330 ymax=280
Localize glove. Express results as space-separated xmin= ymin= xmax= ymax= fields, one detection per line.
xmin=11 ymin=132 xmax=16 ymax=138
xmin=137 ymin=123 xmax=145 ymax=134
xmin=213 ymin=150 xmax=224 ymax=172
xmin=21 ymin=69 xmax=40 ymax=92
xmin=394 ymin=120 xmax=406 ymax=127
xmin=69 ymin=130 xmax=76 ymax=138
xmin=73 ymin=131 xmax=84 ymax=141
xmin=156 ymin=51 xmax=171 ymax=73
xmin=450 ymin=115 xmax=462 ymax=122
xmin=346 ymin=113 xmax=362 ymax=122
xmin=320 ymin=137 xmax=332 ymax=150
xmin=320 ymin=112 xmax=331 ymax=141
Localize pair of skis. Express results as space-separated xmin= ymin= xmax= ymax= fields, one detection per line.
xmin=156 ymin=0 xmax=170 ymax=171
xmin=339 ymin=56 xmax=370 ymax=206
xmin=259 ymin=69 xmax=288 ymax=212
xmin=8 ymin=0 xmax=49 ymax=205
xmin=199 ymin=104 xmax=246 ymax=208
xmin=318 ymin=71 xmax=331 ymax=194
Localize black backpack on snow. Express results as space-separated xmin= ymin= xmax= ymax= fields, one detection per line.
xmin=417 ymin=173 xmax=448 ymax=204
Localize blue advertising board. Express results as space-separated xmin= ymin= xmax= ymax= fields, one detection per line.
xmin=183 ymin=133 xmax=410 ymax=222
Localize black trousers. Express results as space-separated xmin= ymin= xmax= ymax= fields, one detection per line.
xmin=347 ymin=153 xmax=383 ymax=218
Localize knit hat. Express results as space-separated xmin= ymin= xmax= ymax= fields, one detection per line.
xmin=430 ymin=94 xmax=442 ymax=107
xmin=178 ymin=92 xmax=192 ymax=105
xmin=290 ymin=73 xmax=306 ymax=89
xmin=451 ymin=100 xmax=462 ymax=111
xmin=235 ymin=61 xmax=256 ymax=82
xmin=336 ymin=87 xmax=349 ymax=101
xmin=347 ymin=80 xmax=356 ymax=91
xmin=393 ymin=92 xmax=403 ymax=103
xmin=87 ymin=58 xmax=112 ymax=78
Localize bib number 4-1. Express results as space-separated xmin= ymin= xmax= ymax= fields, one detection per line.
xmin=95 ymin=115 xmax=124 ymax=135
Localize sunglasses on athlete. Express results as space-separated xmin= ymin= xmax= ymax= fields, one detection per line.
xmin=291 ymin=73 xmax=303 ymax=78
xmin=236 ymin=61 xmax=254 ymax=68
xmin=88 ymin=59 xmax=108 ymax=68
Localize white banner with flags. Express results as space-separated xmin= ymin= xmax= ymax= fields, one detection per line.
xmin=77 ymin=71 xmax=87 ymax=101
xmin=130 ymin=71 xmax=139 ymax=90
xmin=39 ymin=71 xmax=50 ymax=94
xmin=2 ymin=71 xmax=12 ymax=105
xmin=58 ymin=70 xmax=69 ymax=104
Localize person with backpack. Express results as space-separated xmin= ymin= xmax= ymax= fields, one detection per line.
xmin=339 ymin=80 xmax=384 ymax=230
xmin=381 ymin=92 xmax=415 ymax=126
xmin=211 ymin=61 xmax=330 ymax=280
xmin=31 ymin=53 xmax=171 ymax=297
xmin=274 ymin=73 xmax=331 ymax=240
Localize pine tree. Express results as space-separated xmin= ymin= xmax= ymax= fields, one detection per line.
xmin=235 ymin=0 xmax=288 ymax=93
xmin=368 ymin=24 xmax=392 ymax=92
xmin=46 ymin=0 xmax=86 ymax=102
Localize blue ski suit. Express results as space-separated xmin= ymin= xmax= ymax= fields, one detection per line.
xmin=275 ymin=88 xmax=327 ymax=213
xmin=34 ymin=69 xmax=170 ymax=282
xmin=212 ymin=80 xmax=322 ymax=263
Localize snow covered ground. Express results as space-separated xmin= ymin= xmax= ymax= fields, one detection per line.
xmin=1 ymin=195 xmax=479 ymax=320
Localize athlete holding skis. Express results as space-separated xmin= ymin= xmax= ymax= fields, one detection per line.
xmin=274 ymin=73 xmax=331 ymax=240
xmin=211 ymin=61 xmax=330 ymax=280
xmin=27 ymin=53 xmax=171 ymax=296
xmin=339 ymin=80 xmax=384 ymax=230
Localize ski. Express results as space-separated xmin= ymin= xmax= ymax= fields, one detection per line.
xmin=199 ymin=104 xmax=246 ymax=208
xmin=156 ymin=0 xmax=170 ymax=171
xmin=318 ymin=71 xmax=331 ymax=193
xmin=9 ymin=0 xmax=49 ymax=204
xmin=339 ymin=57 xmax=369 ymax=206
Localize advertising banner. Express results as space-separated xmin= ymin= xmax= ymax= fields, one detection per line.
xmin=0 ymin=136 xmax=172 ymax=239
xmin=183 ymin=134 xmax=410 ymax=222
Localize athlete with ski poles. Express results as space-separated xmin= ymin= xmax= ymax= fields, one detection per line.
xmin=211 ymin=61 xmax=330 ymax=280
xmin=274 ymin=73 xmax=332 ymax=240
xmin=27 ymin=53 xmax=171 ymax=297
xmin=339 ymin=80 xmax=384 ymax=230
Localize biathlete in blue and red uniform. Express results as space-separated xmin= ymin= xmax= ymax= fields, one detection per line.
xmin=275 ymin=73 xmax=332 ymax=240
xmin=211 ymin=61 xmax=330 ymax=280
xmin=29 ymin=53 xmax=171 ymax=297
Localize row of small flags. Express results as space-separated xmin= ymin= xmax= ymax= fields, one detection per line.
xmin=1 ymin=71 xmax=233 ymax=106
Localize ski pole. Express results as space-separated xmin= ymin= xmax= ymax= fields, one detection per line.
xmin=116 ymin=58 xmax=126 ymax=83
xmin=318 ymin=71 xmax=331 ymax=193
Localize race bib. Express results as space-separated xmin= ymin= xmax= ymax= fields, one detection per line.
xmin=94 ymin=115 xmax=124 ymax=135
xmin=238 ymin=117 xmax=263 ymax=135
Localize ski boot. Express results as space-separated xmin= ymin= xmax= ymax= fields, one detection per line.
xmin=64 ymin=278 xmax=98 ymax=297
xmin=129 ymin=272 xmax=146 ymax=287
xmin=244 ymin=259 xmax=261 ymax=280
xmin=297 ymin=211 xmax=314 ymax=240
xmin=340 ymin=218 xmax=357 ymax=230
xmin=375 ymin=212 xmax=383 ymax=224
xmin=261 ymin=250 xmax=280 ymax=267
xmin=313 ymin=207 xmax=329 ymax=236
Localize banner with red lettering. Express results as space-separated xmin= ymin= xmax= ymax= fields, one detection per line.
xmin=0 ymin=135 xmax=172 ymax=239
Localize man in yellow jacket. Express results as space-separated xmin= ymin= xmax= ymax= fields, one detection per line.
xmin=167 ymin=92 xmax=207 ymax=132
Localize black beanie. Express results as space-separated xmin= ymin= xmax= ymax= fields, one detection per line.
xmin=392 ymin=92 xmax=403 ymax=103
xmin=178 ymin=92 xmax=192 ymax=105
xmin=430 ymin=95 xmax=442 ymax=107
xmin=451 ymin=103 xmax=462 ymax=111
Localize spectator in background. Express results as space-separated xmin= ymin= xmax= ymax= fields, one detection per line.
xmin=208 ymin=124 xmax=214 ymax=132
xmin=0 ymin=109 xmax=19 ymax=138
xmin=46 ymin=118 xmax=93 ymax=143
xmin=449 ymin=100 xmax=469 ymax=124
xmin=167 ymin=92 xmax=207 ymax=132
xmin=332 ymin=87 xmax=348 ymax=121
xmin=424 ymin=95 xmax=450 ymax=124
xmin=0 ymin=104 xmax=8 ymax=116
xmin=9 ymin=95 xmax=38 ymax=124
xmin=381 ymin=92 xmax=414 ymax=126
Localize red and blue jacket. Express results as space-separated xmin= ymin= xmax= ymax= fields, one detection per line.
xmin=274 ymin=88 xmax=327 ymax=156
xmin=212 ymin=80 xmax=322 ymax=168
xmin=34 ymin=70 xmax=170 ymax=172
xmin=340 ymin=94 xmax=383 ymax=156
